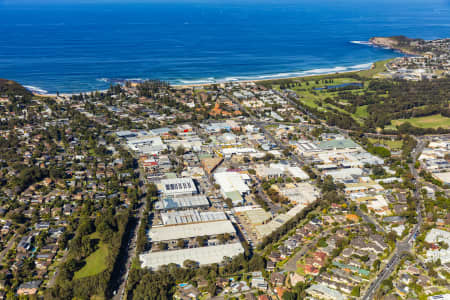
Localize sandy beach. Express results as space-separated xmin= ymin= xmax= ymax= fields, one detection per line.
xmin=32 ymin=61 xmax=379 ymax=97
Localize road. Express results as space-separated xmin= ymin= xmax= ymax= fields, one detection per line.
xmin=47 ymin=250 xmax=69 ymax=288
xmin=362 ymin=139 xmax=425 ymax=300
xmin=111 ymin=168 xmax=148 ymax=300
xmin=227 ymin=94 xmax=304 ymax=167
xmin=0 ymin=235 xmax=18 ymax=263
xmin=354 ymin=206 xmax=385 ymax=233
xmin=283 ymin=223 xmax=361 ymax=272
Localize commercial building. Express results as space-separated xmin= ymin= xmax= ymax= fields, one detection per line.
xmin=154 ymin=195 xmax=209 ymax=211
xmin=160 ymin=210 xmax=227 ymax=225
xmin=201 ymin=157 xmax=224 ymax=174
xmin=139 ymin=242 xmax=245 ymax=270
xmin=214 ymin=172 xmax=251 ymax=205
xmin=149 ymin=220 xmax=236 ymax=242
xmin=425 ymin=228 xmax=450 ymax=244
xmin=158 ymin=177 xmax=197 ymax=197
xmin=280 ymin=182 xmax=318 ymax=205
xmin=432 ymin=172 xmax=450 ymax=185
xmin=127 ymin=136 xmax=167 ymax=155
xmin=318 ymin=139 xmax=360 ymax=151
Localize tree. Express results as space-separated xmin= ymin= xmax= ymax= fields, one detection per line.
xmin=159 ymin=242 xmax=168 ymax=250
xmin=248 ymin=255 xmax=265 ymax=271
xmin=176 ymin=145 xmax=185 ymax=156
xmin=372 ymin=165 xmax=386 ymax=176
xmin=196 ymin=236 xmax=207 ymax=246
xmin=183 ymin=260 xmax=198 ymax=269
xmin=224 ymin=198 xmax=233 ymax=208
xmin=360 ymin=203 xmax=368 ymax=213
xmin=373 ymin=259 xmax=381 ymax=271
xmin=351 ymin=286 xmax=360 ymax=297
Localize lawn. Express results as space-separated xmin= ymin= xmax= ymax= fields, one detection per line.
xmin=390 ymin=114 xmax=450 ymax=129
xmin=354 ymin=105 xmax=369 ymax=119
xmin=296 ymin=265 xmax=306 ymax=276
xmin=357 ymin=59 xmax=393 ymax=78
xmin=368 ymin=138 xmax=403 ymax=150
xmin=285 ymin=77 xmax=365 ymax=114
xmin=73 ymin=232 xmax=109 ymax=279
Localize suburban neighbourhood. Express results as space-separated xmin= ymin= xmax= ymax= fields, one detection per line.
xmin=0 ymin=35 xmax=449 ymax=300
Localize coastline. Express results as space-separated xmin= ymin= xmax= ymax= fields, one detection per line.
xmin=174 ymin=63 xmax=376 ymax=89
xmin=369 ymin=37 xmax=422 ymax=56
xmin=25 ymin=39 xmax=405 ymax=96
xmin=31 ymin=60 xmax=388 ymax=97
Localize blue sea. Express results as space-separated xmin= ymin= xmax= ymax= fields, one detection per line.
xmin=0 ymin=0 xmax=449 ymax=93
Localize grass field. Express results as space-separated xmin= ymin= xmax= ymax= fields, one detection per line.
xmin=354 ymin=105 xmax=369 ymax=119
xmin=73 ymin=232 xmax=109 ymax=279
xmin=368 ymin=138 xmax=403 ymax=150
xmin=390 ymin=114 xmax=450 ymax=129
xmin=358 ymin=59 xmax=393 ymax=78
xmin=265 ymin=59 xmax=399 ymax=127
xmin=276 ymin=77 xmax=369 ymax=124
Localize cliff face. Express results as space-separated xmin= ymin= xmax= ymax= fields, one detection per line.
xmin=0 ymin=79 xmax=32 ymax=97
xmin=369 ymin=36 xmax=422 ymax=55
xmin=370 ymin=37 xmax=400 ymax=48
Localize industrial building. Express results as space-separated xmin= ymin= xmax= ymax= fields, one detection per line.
xmin=160 ymin=210 xmax=227 ymax=225
xmin=158 ymin=177 xmax=198 ymax=196
xmin=214 ymin=171 xmax=251 ymax=205
xmin=139 ymin=242 xmax=245 ymax=270
xmin=154 ymin=194 xmax=209 ymax=211
xmin=126 ymin=136 xmax=167 ymax=155
xmin=149 ymin=220 xmax=237 ymax=242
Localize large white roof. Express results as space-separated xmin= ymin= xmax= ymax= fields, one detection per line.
xmin=159 ymin=177 xmax=197 ymax=196
xmin=140 ymin=243 xmax=244 ymax=270
xmin=160 ymin=210 xmax=227 ymax=225
xmin=155 ymin=195 xmax=209 ymax=210
xmin=214 ymin=172 xmax=250 ymax=195
xmin=425 ymin=228 xmax=450 ymax=244
xmin=149 ymin=220 xmax=236 ymax=242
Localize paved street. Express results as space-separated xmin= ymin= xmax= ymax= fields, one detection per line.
xmin=362 ymin=139 xmax=425 ymax=300
xmin=283 ymin=223 xmax=361 ymax=272
xmin=112 ymin=168 xmax=148 ymax=300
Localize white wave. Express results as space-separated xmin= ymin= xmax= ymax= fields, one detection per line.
xmin=175 ymin=62 xmax=375 ymax=86
xmin=348 ymin=62 xmax=373 ymax=69
xmin=350 ymin=40 xmax=372 ymax=45
xmin=97 ymin=77 xmax=149 ymax=84
xmin=178 ymin=78 xmax=217 ymax=84
xmin=223 ymin=77 xmax=240 ymax=81
xmin=303 ymin=66 xmax=347 ymax=74
xmin=24 ymin=85 xmax=48 ymax=94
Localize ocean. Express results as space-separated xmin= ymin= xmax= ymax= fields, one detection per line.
xmin=0 ymin=0 xmax=449 ymax=93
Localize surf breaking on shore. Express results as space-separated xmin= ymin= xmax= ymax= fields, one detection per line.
xmin=24 ymin=61 xmax=377 ymax=95
xmin=95 ymin=62 xmax=374 ymax=87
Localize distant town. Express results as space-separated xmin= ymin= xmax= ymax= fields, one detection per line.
xmin=370 ymin=36 xmax=450 ymax=81
xmin=0 ymin=35 xmax=448 ymax=300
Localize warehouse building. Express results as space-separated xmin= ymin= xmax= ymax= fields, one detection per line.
xmin=160 ymin=210 xmax=227 ymax=225
xmin=127 ymin=136 xmax=167 ymax=155
xmin=158 ymin=177 xmax=198 ymax=197
xmin=149 ymin=220 xmax=237 ymax=242
xmin=140 ymin=242 xmax=244 ymax=270
xmin=154 ymin=194 xmax=209 ymax=211
xmin=214 ymin=171 xmax=251 ymax=205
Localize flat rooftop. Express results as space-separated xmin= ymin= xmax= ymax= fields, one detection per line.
xmin=160 ymin=210 xmax=227 ymax=225
xmin=140 ymin=243 xmax=244 ymax=270
xmin=159 ymin=177 xmax=197 ymax=196
xmin=155 ymin=195 xmax=209 ymax=210
xmin=149 ymin=220 xmax=236 ymax=242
